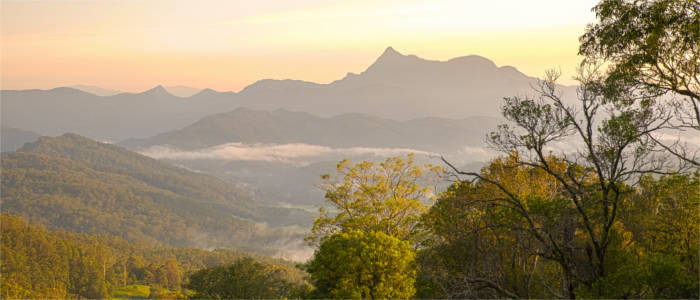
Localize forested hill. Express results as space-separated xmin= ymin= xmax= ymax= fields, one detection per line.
xmin=0 ymin=213 xmax=308 ymax=299
xmin=119 ymin=107 xmax=500 ymax=152
xmin=1 ymin=133 xmax=311 ymax=253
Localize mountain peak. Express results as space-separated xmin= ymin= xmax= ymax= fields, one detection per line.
xmin=164 ymin=85 xmax=203 ymax=97
xmin=374 ymin=46 xmax=407 ymax=62
xmin=141 ymin=85 xmax=172 ymax=97
xmin=381 ymin=46 xmax=401 ymax=57
xmin=193 ymin=88 xmax=217 ymax=97
xmin=361 ymin=46 xmax=424 ymax=75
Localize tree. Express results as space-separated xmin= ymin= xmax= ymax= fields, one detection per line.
xmin=617 ymin=173 xmax=699 ymax=298
xmin=306 ymin=230 xmax=416 ymax=299
xmin=420 ymin=155 xmax=569 ymax=298
xmin=309 ymin=153 xmax=442 ymax=243
xmin=186 ymin=257 xmax=296 ymax=299
xmin=580 ymin=0 xmax=700 ymax=165
xmin=427 ymin=155 xmax=699 ymax=298
xmin=163 ymin=259 xmax=182 ymax=292
xmin=441 ymin=65 xmax=686 ymax=298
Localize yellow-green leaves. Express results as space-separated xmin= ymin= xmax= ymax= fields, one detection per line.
xmin=307 ymin=230 xmax=416 ymax=299
xmin=309 ymin=154 xmax=443 ymax=243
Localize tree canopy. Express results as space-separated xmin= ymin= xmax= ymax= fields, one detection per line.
xmin=0 ymin=213 xmax=306 ymax=299
xmin=309 ymin=153 xmax=442 ymax=243
xmin=306 ymin=230 xmax=417 ymax=299
xmin=421 ymin=156 xmax=699 ymax=298
xmin=186 ymin=257 xmax=302 ymax=299
xmin=580 ymin=0 xmax=700 ymax=165
xmin=580 ymin=0 xmax=699 ymax=102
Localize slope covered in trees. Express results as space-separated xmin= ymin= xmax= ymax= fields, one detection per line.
xmin=1 ymin=133 xmax=311 ymax=253
xmin=0 ymin=214 xmax=307 ymax=299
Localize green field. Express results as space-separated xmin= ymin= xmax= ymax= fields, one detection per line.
xmin=112 ymin=285 xmax=150 ymax=299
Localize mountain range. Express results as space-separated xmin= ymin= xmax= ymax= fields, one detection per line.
xmin=70 ymin=85 xmax=204 ymax=97
xmin=1 ymin=47 xmax=575 ymax=141
xmin=119 ymin=107 xmax=501 ymax=153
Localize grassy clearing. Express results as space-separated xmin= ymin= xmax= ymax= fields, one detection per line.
xmin=112 ymin=284 xmax=150 ymax=299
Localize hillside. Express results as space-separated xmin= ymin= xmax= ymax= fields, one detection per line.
xmin=116 ymin=108 xmax=499 ymax=207
xmin=1 ymin=127 xmax=40 ymax=152
xmin=0 ymin=213 xmax=307 ymax=299
xmin=120 ymin=107 xmax=500 ymax=153
xmin=0 ymin=134 xmax=312 ymax=255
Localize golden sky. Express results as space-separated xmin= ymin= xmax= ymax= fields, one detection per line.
xmin=1 ymin=0 xmax=599 ymax=92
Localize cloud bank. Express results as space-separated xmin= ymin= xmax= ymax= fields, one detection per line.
xmin=139 ymin=142 xmax=440 ymax=164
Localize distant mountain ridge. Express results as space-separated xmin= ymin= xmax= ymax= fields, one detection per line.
xmin=163 ymin=85 xmax=204 ymax=97
xmin=1 ymin=126 xmax=41 ymax=152
xmin=232 ymin=47 xmax=562 ymax=119
xmin=70 ymin=84 xmax=204 ymax=97
xmin=119 ymin=107 xmax=501 ymax=154
xmin=118 ymin=107 xmax=500 ymax=209
xmin=1 ymin=85 xmax=239 ymax=141
xmin=2 ymin=47 xmax=575 ymax=141
xmin=69 ymin=85 xmax=123 ymax=96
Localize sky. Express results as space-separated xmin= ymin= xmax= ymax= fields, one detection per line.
xmin=1 ymin=0 xmax=599 ymax=92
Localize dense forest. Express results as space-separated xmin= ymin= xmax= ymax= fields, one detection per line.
xmin=1 ymin=133 xmax=311 ymax=253
xmin=295 ymin=153 xmax=698 ymax=298
xmin=1 ymin=213 xmax=308 ymax=299
xmin=1 ymin=0 xmax=698 ymax=299
xmin=3 ymin=156 xmax=696 ymax=298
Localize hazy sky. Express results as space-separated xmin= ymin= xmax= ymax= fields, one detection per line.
xmin=1 ymin=0 xmax=599 ymax=92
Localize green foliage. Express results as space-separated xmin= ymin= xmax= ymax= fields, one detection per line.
xmin=306 ymin=230 xmax=416 ymax=299
xmin=580 ymin=0 xmax=699 ymax=102
xmin=580 ymin=0 xmax=699 ymax=166
xmin=419 ymin=155 xmax=570 ymax=298
xmin=186 ymin=257 xmax=303 ymax=299
xmin=577 ymin=242 xmax=697 ymax=298
xmin=1 ymin=133 xmax=308 ymax=254
xmin=420 ymin=156 xmax=699 ymax=298
xmin=626 ymin=174 xmax=700 ymax=262
xmin=113 ymin=284 xmax=151 ymax=299
xmin=309 ymin=153 xmax=442 ymax=243
xmin=0 ymin=213 xmax=307 ymax=299
xmin=607 ymin=173 xmax=700 ymax=298
xmin=148 ymin=285 xmax=186 ymax=299
xmin=1 ymin=213 xmax=113 ymax=299
xmin=467 ymin=49 xmax=691 ymax=297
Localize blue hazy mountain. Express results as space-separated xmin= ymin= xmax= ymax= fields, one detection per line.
xmin=1 ymin=47 xmax=572 ymax=141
